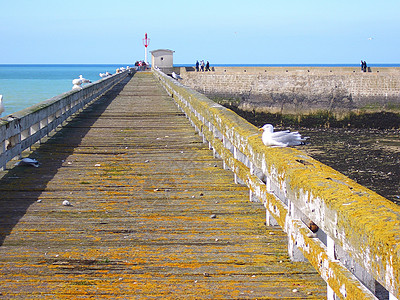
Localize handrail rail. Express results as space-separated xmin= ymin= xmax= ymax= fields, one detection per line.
xmin=153 ymin=69 xmax=399 ymax=300
xmin=0 ymin=70 xmax=131 ymax=170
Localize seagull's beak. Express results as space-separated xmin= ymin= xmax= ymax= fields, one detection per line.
xmin=258 ymin=128 xmax=264 ymax=131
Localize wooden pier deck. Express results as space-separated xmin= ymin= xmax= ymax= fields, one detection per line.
xmin=0 ymin=73 xmax=326 ymax=299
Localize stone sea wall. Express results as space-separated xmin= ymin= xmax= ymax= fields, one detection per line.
xmin=179 ymin=67 xmax=400 ymax=116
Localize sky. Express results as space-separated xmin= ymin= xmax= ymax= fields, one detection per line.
xmin=1 ymin=0 xmax=399 ymax=65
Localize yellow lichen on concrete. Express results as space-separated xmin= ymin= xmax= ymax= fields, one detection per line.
xmin=288 ymin=220 xmax=376 ymax=299
xmin=155 ymin=69 xmax=400 ymax=298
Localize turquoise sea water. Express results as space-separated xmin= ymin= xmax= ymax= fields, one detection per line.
xmin=1 ymin=64 xmax=400 ymax=116
xmin=0 ymin=64 xmax=129 ymax=115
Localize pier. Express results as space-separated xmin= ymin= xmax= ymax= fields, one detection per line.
xmin=0 ymin=73 xmax=325 ymax=298
xmin=0 ymin=70 xmax=399 ymax=299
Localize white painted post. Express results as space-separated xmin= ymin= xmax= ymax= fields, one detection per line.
xmin=222 ymin=137 xmax=229 ymax=170
xmin=266 ymin=177 xmax=272 ymax=192
xmin=264 ymin=177 xmax=279 ymax=225
xmin=327 ymin=235 xmax=338 ymax=300
xmin=249 ymin=162 xmax=260 ymax=203
xmin=202 ymin=134 xmax=207 ymax=144
xmin=39 ymin=117 xmax=48 ymax=143
xmin=233 ymin=147 xmax=245 ymax=185
xmin=208 ymin=124 xmax=214 ymax=150
xmin=249 ymin=190 xmax=259 ymax=203
xmin=265 ymin=208 xmax=278 ymax=226
xmin=287 ymin=201 xmax=307 ymax=262
xmin=233 ymin=147 xmax=239 ymax=184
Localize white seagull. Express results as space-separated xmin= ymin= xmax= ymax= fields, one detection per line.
xmin=72 ymin=78 xmax=82 ymax=85
xmin=0 ymin=95 xmax=4 ymax=116
xmin=79 ymin=75 xmax=91 ymax=84
xmin=100 ymin=72 xmax=111 ymax=78
xmin=259 ymin=124 xmax=307 ymax=147
xmin=16 ymin=158 xmax=40 ymax=167
xmin=172 ymin=72 xmax=182 ymax=80
xmin=72 ymin=75 xmax=91 ymax=90
xmin=72 ymin=78 xmax=83 ymax=90
xmin=62 ymin=200 xmax=72 ymax=206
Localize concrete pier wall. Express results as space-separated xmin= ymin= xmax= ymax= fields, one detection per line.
xmin=179 ymin=67 xmax=400 ymax=116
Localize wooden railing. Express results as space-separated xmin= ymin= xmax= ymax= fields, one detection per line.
xmin=153 ymin=68 xmax=400 ymax=300
xmin=0 ymin=70 xmax=131 ymax=170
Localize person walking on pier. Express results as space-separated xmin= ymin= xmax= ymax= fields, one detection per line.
xmin=361 ymin=60 xmax=367 ymax=72
xmin=205 ymin=61 xmax=210 ymax=71
xmin=195 ymin=60 xmax=199 ymax=72
xmin=200 ymin=60 xmax=205 ymax=72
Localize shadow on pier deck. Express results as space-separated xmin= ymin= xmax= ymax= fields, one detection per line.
xmin=0 ymin=73 xmax=326 ymax=298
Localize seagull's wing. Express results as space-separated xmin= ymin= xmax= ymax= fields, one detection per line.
xmin=263 ymin=129 xmax=305 ymax=147
xmin=262 ymin=132 xmax=289 ymax=147
xmin=270 ymin=130 xmax=290 ymax=137
xmin=273 ymin=132 xmax=304 ymax=146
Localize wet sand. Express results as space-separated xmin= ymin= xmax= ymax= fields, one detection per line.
xmin=215 ymin=103 xmax=400 ymax=205
xmin=295 ymin=127 xmax=400 ymax=204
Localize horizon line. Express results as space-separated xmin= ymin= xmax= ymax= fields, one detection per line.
xmin=1 ymin=63 xmax=400 ymax=66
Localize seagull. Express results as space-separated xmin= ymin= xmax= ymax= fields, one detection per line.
xmin=172 ymin=72 xmax=182 ymax=80
xmin=16 ymin=158 xmax=40 ymax=167
xmin=72 ymin=78 xmax=82 ymax=85
xmin=72 ymin=78 xmax=83 ymax=90
xmin=0 ymin=95 xmax=4 ymax=116
xmin=259 ymin=124 xmax=307 ymax=147
xmin=72 ymin=75 xmax=91 ymax=90
xmin=62 ymin=200 xmax=72 ymax=206
xmin=79 ymin=75 xmax=91 ymax=84
xmin=100 ymin=72 xmax=112 ymax=78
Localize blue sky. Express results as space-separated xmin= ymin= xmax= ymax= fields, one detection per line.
xmin=1 ymin=0 xmax=399 ymax=64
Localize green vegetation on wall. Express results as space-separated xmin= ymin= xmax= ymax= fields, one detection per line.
xmin=222 ymin=103 xmax=400 ymax=129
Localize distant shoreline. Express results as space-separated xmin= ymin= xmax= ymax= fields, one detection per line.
xmin=1 ymin=63 xmax=400 ymax=68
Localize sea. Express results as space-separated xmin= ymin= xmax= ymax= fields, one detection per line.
xmin=1 ymin=63 xmax=400 ymax=116
xmin=0 ymin=64 xmax=130 ymax=115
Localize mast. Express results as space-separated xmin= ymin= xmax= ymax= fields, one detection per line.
xmin=142 ymin=33 xmax=150 ymax=64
